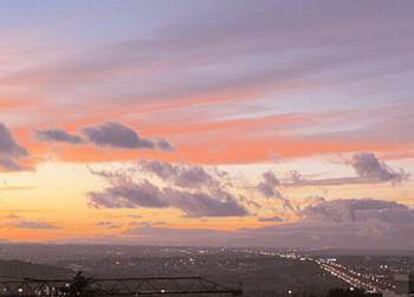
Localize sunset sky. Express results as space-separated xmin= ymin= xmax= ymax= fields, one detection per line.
xmin=0 ymin=0 xmax=413 ymax=249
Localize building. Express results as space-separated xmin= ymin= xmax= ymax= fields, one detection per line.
xmin=395 ymin=274 xmax=410 ymax=295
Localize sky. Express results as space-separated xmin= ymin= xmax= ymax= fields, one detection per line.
xmin=0 ymin=0 xmax=413 ymax=249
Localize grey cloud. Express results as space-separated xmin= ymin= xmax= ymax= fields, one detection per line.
xmin=140 ymin=160 xmax=216 ymax=189
xmin=156 ymin=139 xmax=175 ymax=152
xmin=36 ymin=128 xmax=84 ymax=144
xmin=257 ymin=171 xmax=282 ymax=199
xmin=259 ymin=196 xmax=414 ymax=247
xmin=12 ymin=220 xmax=60 ymax=230
xmin=0 ymin=123 xmax=27 ymax=157
xmin=0 ymin=123 xmax=28 ymax=171
xmin=89 ymin=182 xmax=247 ymax=218
xmin=262 ymin=171 xmax=280 ymax=187
xmin=301 ymin=198 xmax=412 ymax=224
xmin=122 ymin=198 xmax=414 ymax=249
xmin=257 ymin=171 xmax=282 ymax=198
xmin=239 ymin=196 xmax=261 ymax=209
xmin=282 ymin=152 xmax=409 ymax=187
xmin=258 ymin=216 xmax=285 ymax=223
xmin=262 ymin=198 xmax=414 ymax=249
xmin=140 ymin=160 xmax=177 ymax=179
xmin=257 ymin=183 xmax=282 ymax=199
xmin=282 ymin=170 xmax=364 ymax=187
xmin=257 ymin=170 xmax=296 ymax=213
xmin=89 ymin=162 xmax=248 ymax=217
xmin=82 ymin=122 xmax=173 ymax=151
xmin=89 ymin=181 xmax=168 ymax=209
xmin=176 ymin=166 xmax=214 ymax=187
xmin=351 ymin=152 xmax=408 ymax=183
xmin=0 ymin=156 xmax=24 ymax=171
xmin=97 ymin=221 xmax=121 ymax=229
xmin=164 ymin=188 xmax=248 ymax=217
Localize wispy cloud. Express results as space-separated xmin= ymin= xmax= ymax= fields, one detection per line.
xmin=13 ymin=220 xmax=60 ymax=230
xmin=96 ymin=221 xmax=122 ymax=229
xmin=279 ymin=152 xmax=409 ymax=187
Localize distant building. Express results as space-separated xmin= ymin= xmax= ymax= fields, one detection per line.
xmin=394 ymin=274 xmax=409 ymax=295
xmin=409 ymin=273 xmax=414 ymax=295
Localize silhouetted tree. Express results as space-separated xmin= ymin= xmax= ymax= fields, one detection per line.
xmin=65 ymin=272 xmax=96 ymax=297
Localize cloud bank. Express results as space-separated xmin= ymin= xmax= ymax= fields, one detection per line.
xmin=89 ymin=161 xmax=247 ymax=217
xmin=123 ymin=198 xmax=414 ymax=249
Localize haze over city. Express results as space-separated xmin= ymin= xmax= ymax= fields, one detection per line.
xmin=0 ymin=0 xmax=413 ymax=251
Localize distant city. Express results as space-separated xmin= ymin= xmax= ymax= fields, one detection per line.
xmin=0 ymin=244 xmax=412 ymax=297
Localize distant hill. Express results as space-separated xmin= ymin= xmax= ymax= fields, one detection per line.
xmin=0 ymin=259 xmax=73 ymax=280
